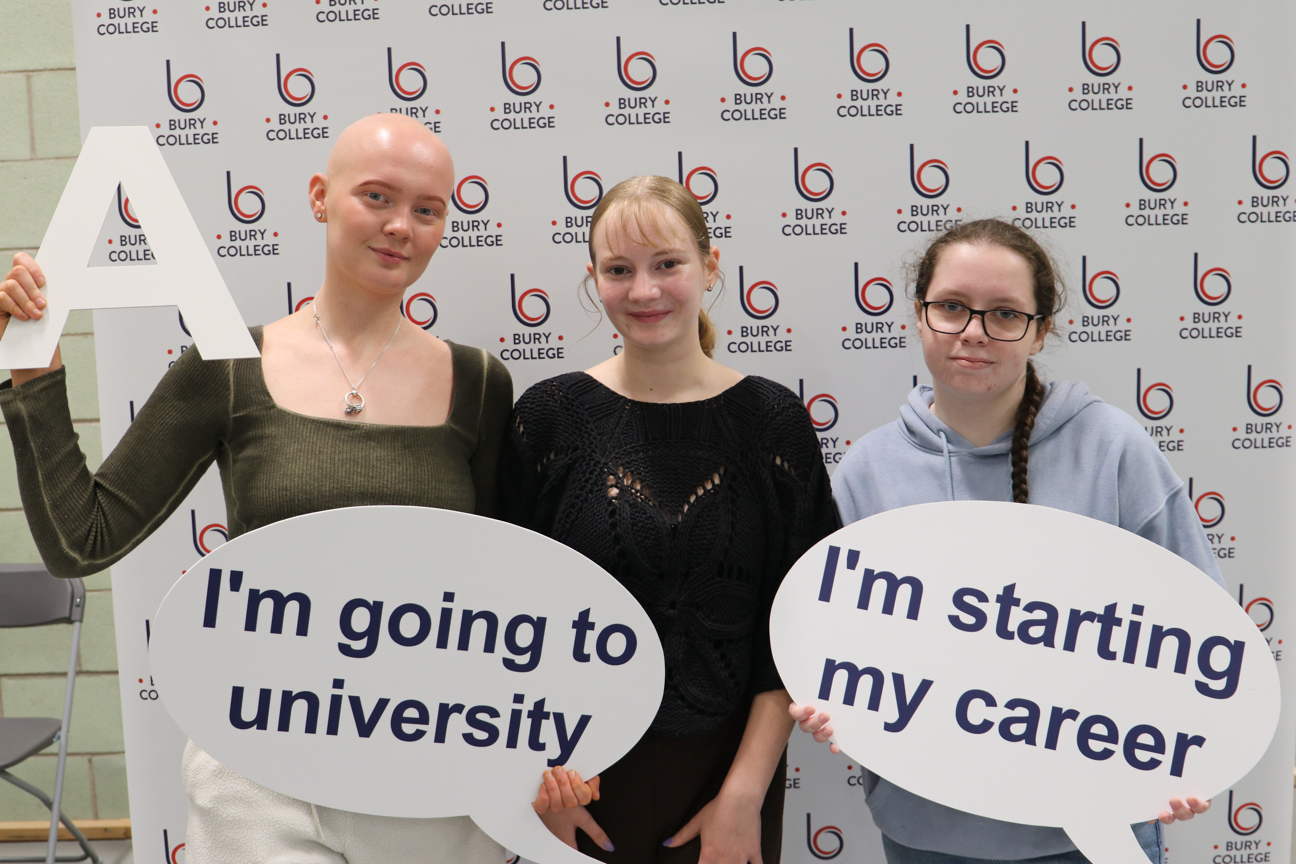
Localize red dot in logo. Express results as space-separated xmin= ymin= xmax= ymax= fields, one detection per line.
xmin=266 ymin=117 xmax=271 ymax=123
xmin=549 ymin=104 xmax=554 ymax=109
xmin=496 ymin=222 xmax=502 ymax=228
xmin=212 ymin=120 xmax=217 ymax=126
xmin=604 ymin=102 xmax=610 ymax=107
xmin=1180 ymin=316 xmax=1185 ymax=321
xmin=1068 ymin=87 xmax=1074 ymax=93
xmin=845 ymin=441 xmax=851 ymax=446
xmin=322 ymin=115 xmax=328 ymax=120
xmin=1070 ymin=204 xmax=1076 ymax=209
xmin=780 ymin=95 xmax=786 ymax=101
xmin=612 ymin=333 xmax=618 ymax=339
xmin=720 ymin=97 xmax=726 ymax=103
xmin=167 ymin=349 xmax=173 ymax=355
xmin=952 ymin=89 xmax=958 ymax=95
xmin=1012 ymin=88 xmax=1018 ymax=94
xmin=490 ymin=106 xmax=495 ymax=112
xmin=1127 ymin=85 xmax=1133 ymax=91
xmin=1182 ymin=84 xmax=1188 ymax=90
xmin=1242 ymin=83 xmax=1247 ymax=88
xmin=841 ymin=210 xmax=847 ymax=215
xmin=499 ymin=337 xmax=505 ymax=343
xmin=155 ymin=123 xmax=161 ymax=128
xmin=900 ymin=324 xmax=906 ymax=330
xmin=107 ymin=239 xmax=112 ymax=244
xmin=1237 ymin=314 xmax=1243 ymax=319
xmin=781 ymin=212 xmax=787 ymax=218
xmin=837 ymin=93 xmax=842 ymax=99
xmin=664 ymin=100 xmax=670 ymax=105
xmin=1068 ymin=319 xmax=1074 ymax=325
xmin=1180 ymin=429 xmax=1185 ymax=434
xmin=725 ymin=214 xmax=731 ymax=220
xmin=794 ymin=767 xmax=800 ymax=772
xmin=551 ymin=220 xmax=557 ymax=226
xmin=1012 ymin=206 xmax=1017 ymax=211
xmin=727 ymin=329 xmax=733 ymax=335
xmin=1182 ymin=201 xmax=1188 ymax=206
xmin=786 ymin=327 xmax=792 ymax=334
xmin=216 ymin=234 xmax=222 ymax=239
xmin=1238 ymin=199 xmax=1244 ymax=205
xmin=263 ymin=2 xmax=267 ymax=6
xmin=152 ymin=8 xmax=157 ymax=12
xmin=273 ymin=232 xmax=278 ymax=237
xmin=435 ymin=109 xmax=440 ymax=115
xmin=1233 ymin=427 xmax=1238 ymax=431
xmin=1125 ymin=202 xmax=1130 ymax=208
xmin=956 ymin=207 xmax=962 ymax=213
xmin=842 ymin=326 xmax=847 ymax=332
xmin=1126 ymin=317 xmax=1131 ymax=323
xmin=896 ymin=91 xmax=902 ymax=97
xmin=558 ymin=335 xmax=564 ymax=341
xmin=897 ymin=208 xmax=903 ymax=214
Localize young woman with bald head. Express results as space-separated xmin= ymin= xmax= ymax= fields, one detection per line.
xmin=0 ymin=114 xmax=551 ymax=863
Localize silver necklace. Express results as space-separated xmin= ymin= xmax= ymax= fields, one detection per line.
xmin=312 ymin=298 xmax=402 ymax=416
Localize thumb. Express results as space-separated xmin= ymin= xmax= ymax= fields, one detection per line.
xmin=574 ymin=807 xmax=615 ymax=853
xmin=666 ymin=811 xmax=703 ymax=848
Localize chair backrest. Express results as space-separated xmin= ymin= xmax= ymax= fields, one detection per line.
xmin=0 ymin=564 xmax=85 ymax=627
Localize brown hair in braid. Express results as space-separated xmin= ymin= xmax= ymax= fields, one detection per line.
xmin=910 ymin=219 xmax=1065 ymax=503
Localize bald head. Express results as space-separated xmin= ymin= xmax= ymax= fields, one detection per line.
xmin=325 ymin=113 xmax=454 ymax=192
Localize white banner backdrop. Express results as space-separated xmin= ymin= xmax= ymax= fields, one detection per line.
xmin=62 ymin=0 xmax=1294 ymax=861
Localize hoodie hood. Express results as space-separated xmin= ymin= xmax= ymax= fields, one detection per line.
xmin=899 ymin=380 xmax=1104 ymax=456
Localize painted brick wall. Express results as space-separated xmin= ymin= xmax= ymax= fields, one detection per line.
xmin=0 ymin=0 xmax=129 ymax=822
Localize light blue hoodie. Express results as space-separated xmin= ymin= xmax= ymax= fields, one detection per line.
xmin=831 ymin=381 xmax=1226 ymax=860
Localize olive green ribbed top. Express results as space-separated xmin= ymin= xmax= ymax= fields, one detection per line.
xmin=0 ymin=328 xmax=513 ymax=578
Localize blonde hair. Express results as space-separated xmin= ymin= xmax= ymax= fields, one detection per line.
xmin=586 ymin=175 xmax=718 ymax=357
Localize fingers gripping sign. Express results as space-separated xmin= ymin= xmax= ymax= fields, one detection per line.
xmin=771 ymin=502 xmax=1279 ymax=864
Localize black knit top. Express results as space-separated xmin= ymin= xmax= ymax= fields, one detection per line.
xmin=501 ymin=372 xmax=839 ymax=737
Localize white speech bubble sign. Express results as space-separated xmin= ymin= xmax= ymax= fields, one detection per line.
xmin=771 ymin=501 xmax=1279 ymax=864
xmin=150 ymin=506 xmax=665 ymax=864
xmin=0 ymin=126 xmax=258 ymax=369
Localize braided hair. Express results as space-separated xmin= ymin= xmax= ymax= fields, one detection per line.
xmin=910 ymin=219 xmax=1065 ymax=503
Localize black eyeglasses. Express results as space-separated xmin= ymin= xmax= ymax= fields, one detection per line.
xmin=920 ymin=300 xmax=1044 ymax=342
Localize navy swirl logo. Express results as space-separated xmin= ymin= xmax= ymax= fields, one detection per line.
xmin=1190 ymin=479 xmax=1226 ymax=530
xmin=403 ymin=293 xmax=437 ymax=330
xmin=910 ymin=144 xmax=950 ymax=199
xmin=616 ymin=37 xmax=657 ymax=91
xmin=1081 ymin=256 xmax=1119 ymax=310
xmin=848 ymin=29 xmax=889 ymax=82
xmin=1192 ymin=253 xmax=1230 ymax=307
xmin=387 ymin=48 xmax=427 ymax=102
xmin=965 ymin=25 xmax=1005 ymax=79
xmin=500 ymin=42 xmax=541 ymax=97
xmin=1246 ymin=365 xmax=1282 ymax=417
xmin=1135 ymin=368 xmax=1173 ymax=421
xmin=275 ymin=54 xmax=315 ymax=107
xmin=165 ymin=60 xmax=205 ymax=113
xmin=226 ymin=171 xmax=266 ymax=224
xmin=1252 ymin=136 xmax=1289 ymax=190
xmin=562 ymin=157 xmax=603 ymax=211
xmin=1228 ymin=790 xmax=1262 ymax=836
xmin=116 ymin=183 xmax=141 ymax=229
xmin=793 ymin=148 xmax=834 ymax=202
xmin=1197 ymin=19 xmax=1235 ymax=75
xmin=732 ymin=32 xmax=773 ymax=87
xmin=1246 ymin=596 xmax=1275 ymax=632
xmin=799 ymin=381 xmax=839 ymax=432
xmin=510 ymin=275 xmax=550 ymax=328
xmin=1080 ymin=22 xmax=1120 ymax=76
xmin=677 ymin=152 xmax=718 ymax=206
xmin=854 ymin=264 xmax=894 ymax=317
xmin=805 ymin=813 xmax=844 ymax=860
xmin=191 ymin=510 xmax=228 ymax=556
xmin=1138 ymin=138 xmax=1177 ymax=193
xmin=738 ymin=266 xmax=778 ymax=320
xmin=452 ymin=175 xmax=489 ymax=215
xmin=1024 ymin=141 xmax=1063 ymax=195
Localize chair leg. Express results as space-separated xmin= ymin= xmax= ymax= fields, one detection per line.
xmin=0 ymin=771 xmax=101 ymax=864
xmin=47 ymin=621 xmax=82 ymax=864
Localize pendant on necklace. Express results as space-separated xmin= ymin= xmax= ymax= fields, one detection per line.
xmin=344 ymin=390 xmax=365 ymax=416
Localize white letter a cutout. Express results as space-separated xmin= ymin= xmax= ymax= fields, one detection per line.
xmin=0 ymin=126 xmax=258 ymax=368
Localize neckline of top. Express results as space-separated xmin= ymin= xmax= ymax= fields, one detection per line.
xmin=576 ymin=371 xmax=751 ymax=407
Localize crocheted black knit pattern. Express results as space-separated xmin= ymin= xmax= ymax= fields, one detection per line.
xmin=502 ymin=373 xmax=839 ymax=737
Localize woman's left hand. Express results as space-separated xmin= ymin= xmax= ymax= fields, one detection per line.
xmin=664 ymin=789 xmax=763 ymax=864
xmin=1157 ymin=797 xmax=1210 ymax=824
xmin=532 ymin=766 xmax=600 ymax=814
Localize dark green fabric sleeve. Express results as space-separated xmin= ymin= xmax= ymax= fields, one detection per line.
xmin=467 ymin=349 xmax=513 ymax=518
xmin=0 ymin=349 xmax=229 ymax=578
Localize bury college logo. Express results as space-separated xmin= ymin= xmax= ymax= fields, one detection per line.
xmin=562 ymin=157 xmax=603 ymax=210
xmin=1245 ymin=365 xmax=1282 ymax=417
xmin=116 ymin=183 xmax=141 ymax=229
xmin=1252 ymin=137 xmax=1289 ymax=190
xmin=1227 ymin=790 xmax=1262 ymax=836
xmin=732 ymin=33 xmax=773 ymax=87
xmin=738 ymin=266 xmax=778 ymax=320
xmin=910 ymin=144 xmax=950 ymax=199
xmin=226 ymin=172 xmax=265 ymax=224
xmin=1196 ymin=20 xmax=1235 ymax=75
xmin=678 ymin=153 xmax=718 ymax=206
xmin=452 ymin=175 xmax=489 ymax=214
xmin=1081 ymin=256 xmax=1119 ymax=309
xmin=805 ymin=814 xmax=844 ymax=860
xmin=1138 ymin=139 xmax=1177 ymax=192
xmin=501 ymin=43 xmax=541 ymax=96
xmin=1244 ymin=589 xmax=1275 ymax=632
xmin=793 ymin=148 xmax=833 ymax=202
xmin=165 ymin=60 xmax=205 ymax=113
xmin=1135 ymin=369 xmax=1173 ymax=420
xmin=799 ymin=381 xmax=839 ymax=432
xmin=848 ymin=29 xmax=889 ymax=82
xmin=275 ymin=55 xmax=315 ymax=106
xmin=1189 ymin=480 xmax=1225 ymax=529
xmin=1080 ymin=22 xmax=1120 ymax=76
xmin=616 ymin=37 xmax=656 ymax=91
xmin=1192 ymin=253 xmax=1231 ymax=306
xmin=1024 ymin=141 xmax=1063 ymax=195
xmin=510 ymin=275 xmax=550 ymax=327
xmin=387 ymin=49 xmax=427 ymax=102
xmin=191 ymin=510 xmax=228 ymax=557
xmin=854 ymin=264 xmax=894 ymax=316
xmin=965 ymin=25 xmax=1005 ymax=79
xmin=403 ymin=293 xmax=437 ymax=330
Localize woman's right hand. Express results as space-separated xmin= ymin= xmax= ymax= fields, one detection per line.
xmin=532 ymin=766 xmax=613 ymax=852
xmin=2 ymin=252 xmax=63 ymax=385
xmin=789 ymin=703 xmax=840 ymax=754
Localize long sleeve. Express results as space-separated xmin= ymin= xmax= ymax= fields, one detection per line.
xmin=0 ymin=349 xmax=230 ymax=578
xmin=465 ymin=348 xmax=513 ymax=519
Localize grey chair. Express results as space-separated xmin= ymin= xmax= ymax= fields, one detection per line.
xmin=0 ymin=564 xmax=101 ymax=864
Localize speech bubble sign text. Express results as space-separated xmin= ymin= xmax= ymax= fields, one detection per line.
xmin=150 ymin=506 xmax=665 ymax=864
xmin=771 ymin=502 xmax=1279 ymax=864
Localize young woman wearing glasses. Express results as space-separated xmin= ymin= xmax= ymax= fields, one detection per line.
xmin=792 ymin=219 xmax=1223 ymax=864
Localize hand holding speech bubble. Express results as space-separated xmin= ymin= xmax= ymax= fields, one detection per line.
xmin=771 ymin=502 xmax=1279 ymax=864
xmin=150 ymin=506 xmax=665 ymax=864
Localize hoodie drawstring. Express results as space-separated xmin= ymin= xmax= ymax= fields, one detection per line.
xmin=938 ymin=430 xmax=955 ymax=501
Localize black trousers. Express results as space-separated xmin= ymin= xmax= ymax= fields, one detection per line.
xmin=575 ymin=707 xmax=787 ymax=864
